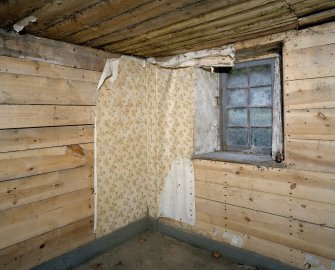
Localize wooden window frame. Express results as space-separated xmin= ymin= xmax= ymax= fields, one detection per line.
xmin=220 ymin=57 xmax=280 ymax=156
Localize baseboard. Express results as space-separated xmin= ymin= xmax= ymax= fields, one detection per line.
xmin=157 ymin=219 xmax=300 ymax=270
xmin=33 ymin=217 xmax=156 ymax=270
xmin=33 ymin=217 xmax=299 ymax=270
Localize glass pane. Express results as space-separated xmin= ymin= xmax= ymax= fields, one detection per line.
xmin=249 ymin=65 xmax=271 ymax=86
xmin=250 ymin=87 xmax=272 ymax=106
xmin=227 ymin=68 xmax=248 ymax=88
xmin=252 ymin=128 xmax=272 ymax=147
xmin=250 ymin=108 xmax=272 ymax=126
xmin=227 ymin=89 xmax=247 ymax=107
xmin=228 ymin=128 xmax=248 ymax=146
xmin=228 ymin=109 xmax=248 ymax=126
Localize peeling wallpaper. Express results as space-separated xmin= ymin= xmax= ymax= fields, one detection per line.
xmin=96 ymin=57 xmax=202 ymax=236
xmin=96 ymin=57 xmax=152 ymax=236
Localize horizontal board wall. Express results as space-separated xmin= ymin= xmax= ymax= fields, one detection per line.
xmin=0 ymin=33 xmax=107 ymax=270
xmin=192 ymin=22 xmax=335 ymax=269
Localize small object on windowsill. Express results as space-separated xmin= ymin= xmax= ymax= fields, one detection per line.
xmin=192 ymin=151 xmax=286 ymax=168
xmin=212 ymin=250 xmax=221 ymax=259
xmin=275 ymin=151 xmax=283 ymax=163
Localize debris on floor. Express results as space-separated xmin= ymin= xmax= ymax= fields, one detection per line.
xmin=75 ymin=232 xmax=237 ymax=270
xmin=212 ymin=250 xmax=221 ymax=259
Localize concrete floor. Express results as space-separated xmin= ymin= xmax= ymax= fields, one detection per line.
xmin=74 ymin=232 xmax=253 ymax=270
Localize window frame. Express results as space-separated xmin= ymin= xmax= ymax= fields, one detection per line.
xmin=220 ymin=57 xmax=278 ymax=155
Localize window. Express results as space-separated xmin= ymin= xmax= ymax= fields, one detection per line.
xmin=220 ymin=58 xmax=283 ymax=161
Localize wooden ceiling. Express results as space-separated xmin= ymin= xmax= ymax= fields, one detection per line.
xmin=0 ymin=0 xmax=334 ymax=57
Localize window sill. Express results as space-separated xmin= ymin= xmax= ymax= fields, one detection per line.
xmin=192 ymin=151 xmax=286 ymax=168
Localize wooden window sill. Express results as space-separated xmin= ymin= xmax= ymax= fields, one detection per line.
xmin=192 ymin=151 xmax=286 ymax=168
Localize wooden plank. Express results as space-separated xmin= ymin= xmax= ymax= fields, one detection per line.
xmin=24 ymin=0 xmax=101 ymax=33
xmin=0 ymin=144 xmax=93 ymax=181
xmin=284 ymin=77 xmax=335 ymax=109
xmin=196 ymin=197 xmax=335 ymax=259
xmin=194 ymin=220 xmax=335 ymax=270
xmin=193 ymin=159 xmax=335 ymax=205
xmin=139 ymin=20 xmax=297 ymax=57
xmin=299 ymin=8 xmax=335 ymax=27
xmin=0 ymin=188 xmax=93 ymax=249
xmin=39 ymin=0 xmax=153 ymax=39
xmin=0 ymin=73 xmax=96 ymax=105
xmin=287 ymin=0 xmax=335 ymax=17
xmin=0 ymin=55 xmax=100 ymax=82
xmin=95 ymin=0 xmax=282 ymax=49
xmin=285 ymin=109 xmax=335 ymax=140
xmin=196 ymin=181 xmax=335 ymax=227
xmin=0 ymin=29 xmax=115 ymax=71
xmin=0 ymin=105 xmax=94 ymax=129
xmin=107 ymin=0 xmax=288 ymax=54
xmin=284 ymin=21 xmax=335 ymax=51
xmin=0 ymin=125 xmax=94 ymax=153
xmin=0 ymin=217 xmax=94 ymax=270
xmin=0 ymin=166 xmax=92 ymax=211
xmin=284 ymin=43 xmax=335 ymax=81
xmin=0 ymin=0 xmax=46 ymax=27
xmin=67 ymin=0 xmax=202 ymax=45
xmin=286 ymin=139 xmax=335 ymax=173
xmin=110 ymin=10 xmax=296 ymax=55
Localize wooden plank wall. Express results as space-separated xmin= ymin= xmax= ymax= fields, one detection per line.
xmin=193 ymin=23 xmax=335 ymax=269
xmin=0 ymin=32 xmax=108 ymax=270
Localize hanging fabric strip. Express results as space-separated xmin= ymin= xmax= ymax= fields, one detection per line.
xmin=147 ymin=46 xmax=235 ymax=68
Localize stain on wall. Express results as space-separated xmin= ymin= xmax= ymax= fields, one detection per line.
xmin=96 ymin=56 xmax=216 ymax=236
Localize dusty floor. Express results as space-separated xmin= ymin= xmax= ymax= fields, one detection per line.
xmin=74 ymin=232 xmax=247 ymax=270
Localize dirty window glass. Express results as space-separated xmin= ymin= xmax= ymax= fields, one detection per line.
xmin=222 ymin=59 xmax=274 ymax=154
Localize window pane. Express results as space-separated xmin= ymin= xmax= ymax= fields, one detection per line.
xmin=249 ymin=65 xmax=271 ymax=86
xmin=250 ymin=108 xmax=272 ymax=126
xmin=228 ymin=128 xmax=248 ymax=146
xmin=252 ymin=128 xmax=272 ymax=147
xmin=228 ymin=109 xmax=248 ymax=126
xmin=250 ymin=87 xmax=272 ymax=107
xmin=227 ymin=89 xmax=247 ymax=107
xmin=227 ymin=68 xmax=248 ymax=88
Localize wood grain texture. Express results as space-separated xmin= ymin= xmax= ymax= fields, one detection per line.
xmin=285 ymin=77 xmax=335 ymax=109
xmin=0 ymin=29 xmax=115 ymax=71
xmin=0 ymin=1 xmax=334 ymax=57
xmin=0 ymin=105 xmax=94 ymax=129
xmin=0 ymin=73 xmax=96 ymax=105
xmin=193 ymin=220 xmax=335 ymax=270
xmin=193 ymin=159 xmax=335 ymax=205
xmin=0 ymin=217 xmax=94 ymax=270
xmin=0 ymin=37 xmax=97 ymax=270
xmin=196 ymin=197 xmax=335 ymax=259
xmin=23 ymin=0 xmax=102 ymax=34
xmin=39 ymin=0 xmax=153 ymax=39
xmin=0 ymin=0 xmax=47 ymax=28
xmin=0 ymin=166 xmax=92 ymax=211
xmin=196 ymin=181 xmax=335 ymax=227
xmin=106 ymin=0 xmax=290 ymax=54
xmin=0 ymin=55 xmax=101 ymax=82
xmin=284 ymin=21 xmax=335 ymax=51
xmin=0 ymin=144 xmax=93 ymax=181
xmin=286 ymin=0 xmax=335 ymax=17
xmin=67 ymin=0 xmax=202 ymax=45
xmin=0 ymin=188 xmax=93 ymax=249
xmin=92 ymin=0 xmax=265 ymax=48
xmin=285 ymin=109 xmax=335 ymax=140
xmin=0 ymin=125 xmax=94 ymax=152
xmin=286 ymin=139 xmax=335 ymax=173
xmin=284 ymin=43 xmax=335 ymax=81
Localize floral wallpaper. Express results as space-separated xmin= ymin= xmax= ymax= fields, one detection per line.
xmin=96 ymin=57 xmax=151 ymax=236
xmin=96 ymin=56 xmax=200 ymax=236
